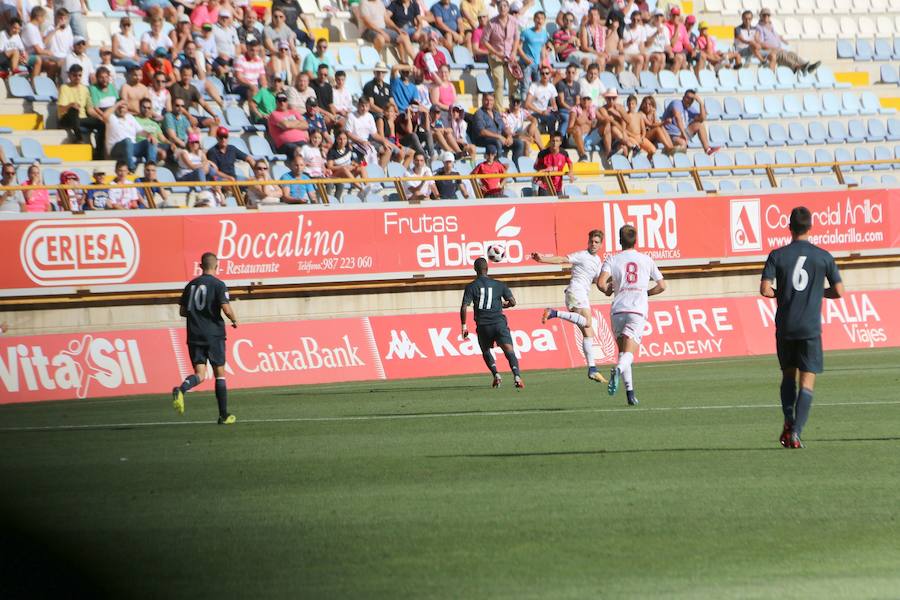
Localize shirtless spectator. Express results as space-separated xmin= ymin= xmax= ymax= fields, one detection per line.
xmin=596 ymin=88 xmax=630 ymax=157
xmin=120 ymin=66 xmax=150 ymax=115
xmin=623 ymin=94 xmax=656 ymax=158
xmin=639 ymin=95 xmax=675 ymax=156
xmin=568 ymin=95 xmax=596 ymax=162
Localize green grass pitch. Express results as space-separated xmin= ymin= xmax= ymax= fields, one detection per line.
xmin=1 ymin=349 xmax=899 ymax=599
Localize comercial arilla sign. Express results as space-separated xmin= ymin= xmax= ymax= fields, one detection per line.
xmin=2 ymin=291 xmax=899 ymax=404
xmin=1 ymin=189 xmax=898 ymax=294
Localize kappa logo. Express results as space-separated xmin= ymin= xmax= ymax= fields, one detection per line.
xmin=385 ymin=330 xmax=427 ymax=360
xmin=730 ymin=199 xmax=762 ymax=253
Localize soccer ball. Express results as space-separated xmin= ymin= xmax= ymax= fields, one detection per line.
xmin=486 ymin=244 xmax=506 ymax=263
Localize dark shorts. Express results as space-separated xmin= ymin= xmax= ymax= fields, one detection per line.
xmin=776 ymin=336 xmax=823 ymax=374
xmin=476 ymin=322 xmax=513 ymax=351
xmin=188 ymin=339 xmax=227 ymax=367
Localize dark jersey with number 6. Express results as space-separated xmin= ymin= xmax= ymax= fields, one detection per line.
xmin=462 ymin=275 xmax=513 ymax=326
xmin=761 ymin=240 xmax=841 ymax=340
xmin=180 ymin=274 xmax=230 ymax=344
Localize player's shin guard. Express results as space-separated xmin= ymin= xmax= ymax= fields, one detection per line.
xmin=557 ymin=311 xmax=587 ymax=327
xmin=502 ymin=347 xmax=520 ymax=377
xmin=582 ymin=337 xmax=595 ymax=368
xmin=179 ymin=374 xmax=201 ymax=393
xmin=780 ymin=377 xmax=796 ymax=425
xmin=618 ymin=352 xmax=634 ymax=391
xmin=215 ymin=377 xmax=228 ymax=418
xmin=482 ymin=351 xmax=498 ymax=376
xmin=793 ymin=387 xmax=813 ymax=436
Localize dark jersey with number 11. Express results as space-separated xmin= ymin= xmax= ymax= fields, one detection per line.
xmin=462 ymin=275 xmax=513 ymax=326
xmin=761 ymin=240 xmax=841 ymax=340
xmin=180 ymin=273 xmax=231 ymax=344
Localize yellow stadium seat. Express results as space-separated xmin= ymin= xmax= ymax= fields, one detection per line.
xmin=0 ymin=114 xmax=43 ymax=130
xmin=572 ymin=162 xmax=600 ymax=175
xmin=834 ymin=71 xmax=869 ymax=86
xmin=43 ymin=144 xmax=92 ymax=162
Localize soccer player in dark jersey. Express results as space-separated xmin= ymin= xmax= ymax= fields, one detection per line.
xmin=171 ymin=252 xmax=239 ymax=424
xmin=760 ymin=207 xmax=844 ymax=449
xmin=461 ymin=257 xmax=524 ymax=389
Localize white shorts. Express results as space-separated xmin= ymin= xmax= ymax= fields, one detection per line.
xmin=564 ymin=288 xmax=590 ymax=311
xmin=612 ymin=312 xmax=646 ymax=344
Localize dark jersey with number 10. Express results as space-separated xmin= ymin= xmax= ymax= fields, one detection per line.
xmin=180 ymin=273 xmax=230 ymax=344
xmin=761 ymin=240 xmax=841 ymax=340
xmin=462 ymin=275 xmax=513 ymax=326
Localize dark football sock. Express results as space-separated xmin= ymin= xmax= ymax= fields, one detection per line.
xmin=793 ymin=388 xmax=813 ymax=437
xmin=780 ymin=377 xmax=796 ymax=425
xmin=502 ymin=348 xmax=520 ymax=377
xmin=215 ymin=377 xmax=228 ymax=417
xmin=179 ymin=374 xmax=201 ymax=393
xmin=482 ymin=351 xmax=498 ymax=376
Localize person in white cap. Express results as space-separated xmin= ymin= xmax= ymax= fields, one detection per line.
xmin=434 ymin=150 xmax=470 ymax=199
xmin=212 ymin=8 xmax=239 ymax=62
xmin=63 ymin=35 xmax=93 ymax=85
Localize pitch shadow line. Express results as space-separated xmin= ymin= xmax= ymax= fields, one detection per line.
xmin=0 ymin=400 xmax=898 ymax=433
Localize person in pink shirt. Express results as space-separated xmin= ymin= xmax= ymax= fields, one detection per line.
xmin=24 ymin=164 xmax=52 ymax=212
xmin=191 ymin=0 xmax=221 ymax=32
xmin=470 ymin=11 xmax=490 ymax=61
xmin=664 ymin=6 xmax=691 ymax=72
xmin=696 ymin=21 xmax=741 ymax=72
xmin=481 ymin=0 xmax=519 ymax=110
xmin=268 ymin=92 xmax=309 ymax=156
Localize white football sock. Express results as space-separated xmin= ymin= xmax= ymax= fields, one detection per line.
xmin=557 ymin=311 xmax=587 ymax=327
xmin=617 ymin=351 xmax=634 ymax=391
xmin=582 ymin=337 xmax=595 ymax=368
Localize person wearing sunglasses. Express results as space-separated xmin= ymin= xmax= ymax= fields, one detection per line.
xmin=0 ymin=164 xmax=24 ymax=213
xmin=111 ymin=17 xmax=141 ymax=70
xmin=245 ymin=161 xmax=284 ymax=207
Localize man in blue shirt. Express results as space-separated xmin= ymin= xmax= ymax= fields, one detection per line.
xmin=280 ymin=154 xmax=318 ymax=203
xmin=206 ymin=127 xmax=256 ymax=181
xmin=661 ymin=89 xmax=719 ymax=155
xmin=390 ymin=64 xmax=418 ymax=112
xmin=431 ymin=0 xmax=462 ymax=49
xmin=471 ymin=92 xmax=525 ymax=164
xmin=518 ymin=11 xmax=549 ymax=98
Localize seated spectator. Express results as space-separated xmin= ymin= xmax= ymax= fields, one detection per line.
xmin=332 ymin=71 xmax=354 ymax=120
xmin=57 ymin=171 xmax=85 ymax=211
xmin=84 ymin=168 xmax=110 ymax=210
xmin=140 ymin=17 xmax=174 ymax=59
xmin=663 ymin=6 xmax=690 ymax=73
xmin=471 ymin=146 xmax=506 ymax=197
xmin=434 ymin=151 xmax=469 ymax=199
xmin=555 ymin=64 xmax=581 ymax=139
xmin=755 ymin=8 xmax=819 ymax=74
xmin=568 ymin=95 xmax=596 ymax=162
xmin=662 ymin=89 xmax=718 ymax=155
xmin=525 ymin=65 xmax=561 ymax=135
xmin=107 ymin=160 xmax=143 ymax=210
xmin=136 ymin=161 xmax=171 ymax=207
xmin=695 ymin=21 xmax=740 ymax=72
xmin=24 ymin=163 xmax=52 ymax=212
xmin=294 ymin=72 xmax=317 ymax=107
xmin=233 ymin=38 xmax=267 ymax=101
xmin=170 ymin=16 xmax=194 ymax=56
xmin=577 ymin=8 xmax=613 ymax=72
xmin=621 ymin=13 xmax=648 ymax=77
xmin=120 ymin=67 xmax=151 ymax=115
xmin=395 ymin=101 xmax=432 ymax=159
xmin=263 ymin=7 xmax=298 ymax=59
xmin=138 ymin=0 xmax=177 ymax=24
xmin=164 ymin=98 xmax=195 ymax=155
xmin=148 ymin=72 xmax=172 ymax=119
xmin=472 ymin=93 xmax=524 ymax=163
xmin=134 ymin=98 xmax=169 ymax=163
xmin=623 ymin=93 xmax=657 ymax=158
xmin=553 ymin=11 xmax=592 ymax=70
xmin=360 ymin=0 xmax=415 ymax=64
xmin=0 ymin=18 xmax=27 ymax=76
xmin=64 ymin=36 xmax=93 ymax=85
xmin=733 ymin=10 xmax=774 ymax=70
xmin=362 ymin=62 xmax=392 ymax=123
xmin=345 ymin=96 xmax=386 ymax=168
xmin=0 ymin=163 xmax=24 ymax=212
xmin=281 ymin=155 xmax=320 ymax=204
xmin=90 ymin=67 xmax=119 ymax=114
xmin=47 ymin=9 xmax=74 ymax=70
xmin=310 ymin=64 xmax=335 ymax=115
xmin=429 ymin=105 xmax=473 ymax=160
xmin=391 ymin=64 xmax=419 ymax=112
xmin=562 ymin=0 xmax=590 ymax=28
xmin=237 ymin=8 xmax=263 ymax=53
xmin=111 ymin=17 xmax=141 ymax=70
xmin=429 ymin=64 xmax=457 ymax=118
xmin=470 ymin=11 xmax=490 ymax=61
xmin=107 ymin=100 xmax=160 ymax=171
xmin=502 ymin=96 xmax=539 ymax=157
xmin=245 ymin=160 xmax=284 ymax=206
xmin=447 ymin=104 xmax=476 ymax=159
xmin=58 ymin=64 xmax=103 ymax=153
xmin=268 ymin=92 xmax=309 ymax=156
xmin=533 ymin=132 xmax=573 ymax=195
xmin=595 ymin=88 xmax=630 ymax=157
xmin=142 ymin=47 xmax=176 ymax=86
xmin=377 ymin=101 xmax=414 ymax=167
xmin=388 ymin=0 xmax=430 ymax=46
xmin=639 ymin=95 xmax=675 ymax=155
xmin=301 ymin=37 xmax=333 ymax=78
xmin=404 ymin=151 xmax=436 ymax=201
xmin=577 ymin=62 xmax=606 ymax=105
xmin=431 ymin=0 xmax=463 ymax=50
xmin=268 ymin=39 xmax=300 ymax=85
xmin=211 ymin=10 xmax=240 ymax=69
xmin=22 ymin=7 xmax=58 ymax=79
xmin=326 ymin=130 xmax=370 ymax=198
xmin=304 ymin=98 xmax=334 ymax=145
xmin=169 ymin=64 xmax=220 ymax=130
xmin=207 ymin=127 xmax=256 ymax=181
xmin=643 ymin=10 xmax=668 ymax=74
xmin=176 ymin=133 xmax=216 ymax=181
xmin=250 ymin=77 xmax=287 ymax=122
xmin=191 ymin=0 xmax=221 ymax=32
xmin=299 ymin=129 xmax=328 ymax=178
xmin=196 ymin=23 xmax=217 ymax=63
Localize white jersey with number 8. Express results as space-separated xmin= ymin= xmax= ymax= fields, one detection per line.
xmin=601 ymin=249 xmax=664 ymax=318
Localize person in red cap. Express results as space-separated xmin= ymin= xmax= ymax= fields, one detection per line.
xmin=206 ymin=126 xmax=257 ymax=181
xmin=664 ymin=6 xmax=691 ymax=72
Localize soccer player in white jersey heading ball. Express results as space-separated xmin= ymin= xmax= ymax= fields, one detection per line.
xmin=596 ymin=224 xmax=667 ymax=406
xmin=532 ymin=229 xmax=608 ymax=384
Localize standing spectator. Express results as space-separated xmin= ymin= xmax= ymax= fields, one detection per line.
xmin=524 ymin=65 xmax=560 ymax=135
xmin=245 ymin=160 xmax=284 ymax=206
xmin=107 ymin=160 xmax=143 ymax=209
xmin=755 ymin=8 xmax=819 ymax=74
xmin=404 ymin=151 xmax=436 ymax=201
xmin=518 ymin=11 xmax=548 ymax=99
xmin=176 ymin=133 xmax=216 ymax=182
xmin=472 ymin=92 xmax=524 ymax=163
xmin=0 ymin=163 xmax=24 ymax=213
xmin=267 ymin=92 xmax=309 ymax=156
xmin=362 ymin=62 xmax=392 ymax=123
xmin=83 ymin=168 xmax=110 ymax=210
xmin=120 ymin=67 xmax=150 ymax=115
xmin=233 ymin=38 xmax=267 ymax=101
xmin=23 ymin=164 xmax=52 ymax=212
xmin=107 ymin=100 xmax=159 ymax=171
xmin=0 ymin=17 xmax=27 ymax=76
xmin=431 ymin=0 xmax=462 ymax=50
xmin=22 ymin=7 xmax=57 ymax=79
xmin=63 ymin=35 xmax=92 ymax=85
xmin=481 ymin=0 xmax=519 ymax=110
xmin=662 ymin=89 xmax=718 ymax=155
xmin=301 ymin=37 xmax=333 ymax=78
xmin=111 ymin=17 xmax=140 ymax=70
xmin=434 ymin=151 xmax=469 ymax=199
xmin=533 ymin=132 xmax=574 ymax=195
xmin=280 ymin=155 xmax=319 ymax=204
xmin=136 ymin=161 xmax=171 ymax=207
xmin=471 ymin=146 xmax=506 ymax=197
xmin=561 ymin=0 xmax=590 ymax=28
xmin=733 ymin=10 xmax=773 ymax=69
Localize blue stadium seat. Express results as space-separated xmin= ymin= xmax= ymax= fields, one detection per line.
xmin=229 ymin=136 xmax=252 ymax=157
xmin=704 ymin=97 xmax=723 ymax=120
xmin=787 ymin=122 xmax=808 ymax=146
xmin=860 ymin=174 xmax=879 ymax=186
xmin=836 ymin=39 xmax=854 ymax=59
xmin=762 ymin=95 xmax=782 ymax=118
xmin=676 ymin=181 xmax=696 ymax=193
xmin=853 ymin=147 xmax=874 ymax=171
xmin=834 ymin=147 xmax=853 ymax=171
xmin=756 ymin=68 xmax=777 ymax=91
xmin=799 ymin=177 xmax=818 ymax=188
xmin=672 ymin=153 xmax=692 ymax=177
xmin=33 ymin=76 xmax=59 ymax=101
xmin=801 ymin=93 xmax=821 ymax=117
xmin=855 ymin=39 xmax=874 ymax=61
xmin=872 ymin=145 xmax=892 ymax=170
xmin=516 ymin=156 xmax=535 ymax=174
xmin=693 ymin=152 xmax=713 ymax=176
xmin=793 ymin=149 xmax=814 ymax=174
xmin=775 ymin=66 xmax=796 ymax=90
xmin=894 ymin=38 xmax=900 ymax=60
xmin=728 ymin=124 xmax=749 ymax=147
xmin=0 ymin=138 xmax=29 ymax=165
xmin=453 ymin=45 xmax=486 ymax=69
xmin=638 ymin=71 xmax=659 ymax=94
xmin=817 ymin=66 xmax=850 ymax=89
xmin=773 ymin=150 xmax=793 ymax=174
xmin=808 ymin=121 xmax=828 ymax=144
xmin=841 ymin=92 xmax=861 ymax=116
xmin=733 ymin=151 xmax=753 ymax=175
xmin=862 ymin=91 xmax=893 ymax=115
xmin=610 ymin=153 xmax=634 ymax=175
xmin=747 ymin=123 xmax=768 ymax=147
xmin=8 ymin=76 xmax=38 ymax=100
xmin=337 ymin=46 xmax=358 ymax=69
xmin=739 ymin=179 xmax=757 ymax=190
xmin=697 ymin=69 xmax=717 ymax=92
xmin=600 ymin=71 xmax=619 ymax=92
xmin=650 ymin=154 xmax=672 ymax=178
xmin=248 ymin=136 xmax=287 ymax=161
xmin=881 ymin=64 xmax=900 ymax=84
xmin=475 ymin=72 xmax=494 ymax=94
xmin=895 ymin=144 xmax=900 ymax=159
xmin=618 ymin=70 xmax=639 ymax=91
xmin=719 ymin=179 xmax=737 ymax=192
xmin=657 ymin=70 xmax=678 ymax=93
xmin=866 ymin=118 xmax=887 ymax=142
xmin=826 ymin=120 xmax=848 ymax=143
xmin=780 ymin=178 xmax=797 ymax=189
xmin=821 ymin=175 xmax=839 ymax=186
xmin=717 ymin=69 xmax=738 ymax=92
xmin=586 ymin=184 xmax=605 ymax=196
xmin=813 ymin=149 xmax=834 ymax=173
xmin=709 ymin=124 xmax=729 ymax=147
xmin=846 ymin=119 xmax=866 ymax=143
xmin=678 ymin=70 xmax=700 ymax=92
xmin=768 ymin=123 xmax=789 ymax=146
xmin=563 ymin=183 xmax=583 ymax=197
xmin=226 ymin=106 xmax=264 ymax=132
xmin=882 ymin=174 xmax=897 ymax=185
xmin=20 ymin=138 xmax=62 ymax=164
xmin=873 ymin=38 xmax=894 ymax=61
xmin=360 ymin=46 xmax=380 ymax=68
xmin=743 ymin=96 xmax=763 ymax=119
xmin=722 ymin=97 xmax=742 ymax=120
xmin=820 ymin=92 xmax=841 ymax=116
xmin=630 ymin=154 xmax=652 ymax=178
xmin=737 ymin=69 xmax=756 ymax=91
xmin=754 ymin=150 xmax=773 ymax=175
xmin=656 ymin=181 xmax=675 ymax=194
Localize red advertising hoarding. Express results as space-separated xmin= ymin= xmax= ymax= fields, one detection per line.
xmin=3 ymin=291 xmax=899 ymax=404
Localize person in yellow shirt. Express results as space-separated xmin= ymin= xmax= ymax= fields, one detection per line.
xmin=57 ymin=64 xmax=105 ymax=158
xmin=460 ymin=0 xmax=484 ymax=36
